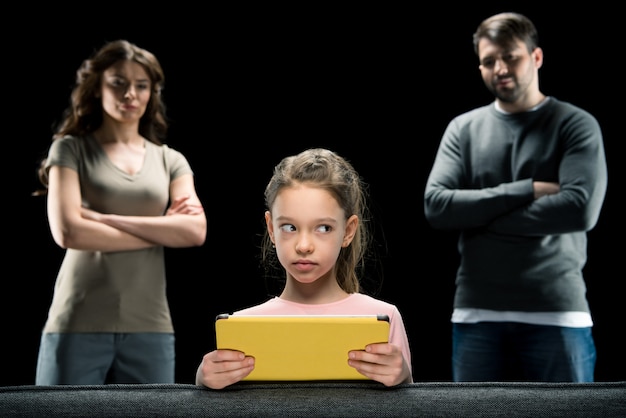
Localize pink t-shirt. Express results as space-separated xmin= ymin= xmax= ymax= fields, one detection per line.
xmin=235 ymin=293 xmax=412 ymax=380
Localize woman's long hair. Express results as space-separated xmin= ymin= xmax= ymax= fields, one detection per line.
xmin=33 ymin=40 xmax=168 ymax=195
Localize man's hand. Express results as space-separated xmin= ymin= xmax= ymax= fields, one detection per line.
xmin=533 ymin=181 xmax=559 ymax=199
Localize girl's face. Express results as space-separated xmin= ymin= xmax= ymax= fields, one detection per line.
xmin=99 ymin=60 xmax=152 ymax=125
xmin=266 ymin=184 xmax=357 ymax=287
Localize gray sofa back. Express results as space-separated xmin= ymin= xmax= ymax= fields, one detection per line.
xmin=1 ymin=381 xmax=625 ymax=417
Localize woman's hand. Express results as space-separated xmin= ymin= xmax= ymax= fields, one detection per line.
xmin=166 ymin=194 xmax=204 ymax=216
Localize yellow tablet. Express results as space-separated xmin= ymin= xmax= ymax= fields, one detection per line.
xmin=214 ymin=314 xmax=390 ymax=381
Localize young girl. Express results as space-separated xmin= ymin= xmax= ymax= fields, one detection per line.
xmin=195 ymin=148 xmax=412 ymax=389
xmin=34 ymin=40 xmax=207 ymax=384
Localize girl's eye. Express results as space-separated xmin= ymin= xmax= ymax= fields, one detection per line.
xmin=316 ymin=225 xmax=331 ymax=233
xmin=279 ymin=224 xmax=296 ymax=232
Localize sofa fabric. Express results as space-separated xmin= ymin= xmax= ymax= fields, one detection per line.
xmin=1 ymin=381 xmax=625 ymax=417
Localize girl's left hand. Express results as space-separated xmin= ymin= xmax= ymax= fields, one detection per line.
xmin=348 ymin=342 xmax=412 ymax=387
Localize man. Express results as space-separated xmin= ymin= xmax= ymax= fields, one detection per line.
xmin=423 ymin=12 xmax=607 ymax=382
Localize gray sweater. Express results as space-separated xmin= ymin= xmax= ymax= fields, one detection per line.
xmin=424 ymin=98 xmax=608 ymax=312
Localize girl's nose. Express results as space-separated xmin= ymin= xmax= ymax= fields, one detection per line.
xmin=295 ymin=235 xmax=313 ymax=254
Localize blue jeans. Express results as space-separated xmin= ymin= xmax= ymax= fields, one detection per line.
xmin=452 ymin=322 xmax=596 ymax=382
xmin=36 ymin=333 xmax=175 ymax=385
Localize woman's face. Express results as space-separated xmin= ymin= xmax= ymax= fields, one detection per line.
xmin=99 ymin=60 xmax=152 ymax=124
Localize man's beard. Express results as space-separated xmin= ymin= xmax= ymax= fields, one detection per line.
xmin=490 ymin=84 xmax=518 ymax=103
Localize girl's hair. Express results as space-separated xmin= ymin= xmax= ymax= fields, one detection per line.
xmin=33 ymin=39 xmax=167 ymax=195
xmin=261 ymin=148 xmax=372 ymax=294
xmin=472 ymin=12 xmax=539 ymax=55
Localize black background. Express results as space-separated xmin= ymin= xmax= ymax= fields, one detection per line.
xmin=5 ymin=4 xmax=623 ymax=385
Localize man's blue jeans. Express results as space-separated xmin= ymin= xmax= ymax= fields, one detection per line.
xmin=452 ymin=322 xmax=596 ymax=382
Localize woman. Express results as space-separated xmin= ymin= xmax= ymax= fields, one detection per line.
xmin=34 ymin=40 xmax=207 ymax=385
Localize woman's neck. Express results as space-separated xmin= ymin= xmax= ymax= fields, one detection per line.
xmin=93 ymin=119 xmax=142 ymax=145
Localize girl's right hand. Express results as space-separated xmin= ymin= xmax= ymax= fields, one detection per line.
xmin=195 ymin=349 xmax=255 ymax=390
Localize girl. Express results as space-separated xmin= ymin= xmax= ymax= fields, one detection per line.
xmin=196 ymin=148 xmax=412 ymax=389
xmin=35 ymin=40 xmax=207 ymax=384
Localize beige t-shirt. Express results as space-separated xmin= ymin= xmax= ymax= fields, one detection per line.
xmin=43 ymin=135 xmax=193 ymax=333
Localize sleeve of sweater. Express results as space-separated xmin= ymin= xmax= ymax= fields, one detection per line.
xmin=487 ymin=103 xmax=608 ymax=236
xmin=423 ymin=102 xmax=608 ymax=236
xmin=423 ymin=109 xmax=536 ymax=231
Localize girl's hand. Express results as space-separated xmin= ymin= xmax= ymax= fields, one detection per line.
xmin=195 ymin=349 xmax=255 ymax=390
xmin=348 ymin=342 xmax=412 ymax=386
